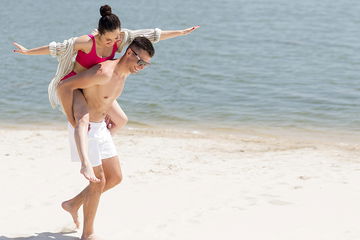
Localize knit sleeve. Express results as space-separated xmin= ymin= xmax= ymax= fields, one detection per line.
xmin=48 ymin=38 xmax=75 ymax=58
xmin=126 ymin=28 xmax=162 ymax=44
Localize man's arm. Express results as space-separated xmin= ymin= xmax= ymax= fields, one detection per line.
xmin=57 ymin=63 xmax=111 ymax=125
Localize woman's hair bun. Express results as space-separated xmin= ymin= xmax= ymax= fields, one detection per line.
xmin=100 ymin=5 xmax=112 ymax=17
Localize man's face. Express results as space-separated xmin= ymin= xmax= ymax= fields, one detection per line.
xmin=128 ymin=48 xmax=152 ymax=74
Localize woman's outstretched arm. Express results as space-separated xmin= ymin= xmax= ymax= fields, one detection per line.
xmin=160 ymin=25 xmax=200 ymax=40
xmin=13 ymin=35 xmax=89 ymax=56
xmin=13 ymin=42 xmax=50 ymax=55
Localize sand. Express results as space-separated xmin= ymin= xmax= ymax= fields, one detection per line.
xmin=0 ymin=125 xmax=359 ymax=240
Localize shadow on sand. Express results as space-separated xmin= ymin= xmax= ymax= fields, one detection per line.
xmin=0 ymin=231 xmax=78 ymax=240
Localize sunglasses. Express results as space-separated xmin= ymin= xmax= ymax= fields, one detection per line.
xmin=130 ymin=48 xmax=151 ymax=67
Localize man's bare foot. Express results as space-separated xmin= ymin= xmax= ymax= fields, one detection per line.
xmin=61 ymin=200 xmax=80 ymax=229
xmin=80 ymin=164 xmax=100 ymax=182
xmin=81 ymin=234 xmax=103 ymax=240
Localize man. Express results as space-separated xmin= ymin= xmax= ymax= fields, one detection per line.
xmin=57 ymin=36 xmax=154 ymax=240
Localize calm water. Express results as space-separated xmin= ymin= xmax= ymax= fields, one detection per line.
xmin=0 ymin=0 xmax=359 ymax=134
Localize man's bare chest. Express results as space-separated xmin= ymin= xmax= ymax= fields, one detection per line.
xmin=85 ymin=78 xmax=125 ymax=105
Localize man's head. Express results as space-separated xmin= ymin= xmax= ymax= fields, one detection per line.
xmin=125 ymin=37 xmax=155 ymax=74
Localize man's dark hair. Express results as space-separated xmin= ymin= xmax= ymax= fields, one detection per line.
xmin=98 ymin=5 xmax=121 ymax=35
xmin=128 ymin=37 xmax=155 ymax=57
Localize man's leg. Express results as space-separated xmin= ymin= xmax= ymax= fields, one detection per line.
xmin=62 ymin=156 xmax=122 ymax=228
xmin=101 ymin=156 xmax=122 ymax=190
xmin=81 ymin=165 xmax=106 ymax=240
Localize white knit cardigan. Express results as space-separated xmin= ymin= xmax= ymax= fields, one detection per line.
xmin=48 ymin=28 xmax=161 ymax=108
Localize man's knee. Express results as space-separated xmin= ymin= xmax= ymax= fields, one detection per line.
xmin=107 ymin=173 xmax=122 ymax=188
xmin=114 ymin=173 xmax=123 ymax=186
xmin=89 ymin=176 xmax=106 ymax=192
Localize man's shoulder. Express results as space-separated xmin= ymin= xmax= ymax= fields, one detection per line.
xmin=100 ymin=59 xmax=119 ymax=69
xmin=95 ymin=60 xmax=119 ymax=81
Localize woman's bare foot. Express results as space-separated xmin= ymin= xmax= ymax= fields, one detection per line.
xmin=80 ymin=164 xmax=100 ymax=182
xmin=61 ymin=200 xmax=80 ymax=229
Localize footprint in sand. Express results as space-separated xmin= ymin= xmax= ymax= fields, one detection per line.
xmin=268 ymin=199 xmax=292 ymax=206
xmin=298 ymin=176 xmax=312 ymax=180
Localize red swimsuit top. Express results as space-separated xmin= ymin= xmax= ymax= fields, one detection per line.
xmin=75 ymin=34 xmax=118 ymax=69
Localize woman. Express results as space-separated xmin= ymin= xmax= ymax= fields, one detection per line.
xmin=13 ymin=5 xmax=199 ymax=182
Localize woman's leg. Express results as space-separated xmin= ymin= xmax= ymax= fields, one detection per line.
xmin=106 ymin=100 xmax=128 ymax=135
xmin=57 ymin=71 xmax=78 ymax=127
xmin=58 ymin=83 xmax=100 ymax=183
xmin=72 ymin=90 xmax=100 ymax=182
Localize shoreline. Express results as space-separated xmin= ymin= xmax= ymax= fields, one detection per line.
xmin=0 ymin=121 xmax=358 ymax=147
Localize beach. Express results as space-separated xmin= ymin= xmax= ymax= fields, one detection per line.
xmin=0 ymin=125 xmax=359 ymax=240
xmin=2 ymin=0 xmax=360 ymax=239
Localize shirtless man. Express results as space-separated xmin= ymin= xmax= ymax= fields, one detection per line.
xmin=57 ymin=36 xmax=154 ymax=240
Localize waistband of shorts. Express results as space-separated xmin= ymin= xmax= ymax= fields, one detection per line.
xmin=68 ymin=121 xmax=106 ymax=128
xmin=89 ymin=121 xmax=106 ymax=127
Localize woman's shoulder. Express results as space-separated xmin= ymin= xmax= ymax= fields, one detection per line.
xmin=74 ymin=35 xmax=93 ymax=52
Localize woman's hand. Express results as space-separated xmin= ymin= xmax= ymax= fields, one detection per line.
xmin=13 ymin=42 xmax=29 ymax=54
xmin=181 ymin=25 xmax=200 ymax=36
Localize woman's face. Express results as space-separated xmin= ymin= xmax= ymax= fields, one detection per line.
xmin=100 ymin=29 xmax=121 ymax=47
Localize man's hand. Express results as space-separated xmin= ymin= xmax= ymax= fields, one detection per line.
xmin=105 ymin=114 xmax=114 ymax=129
xmin=105 ymin=114 xmax=121 ymax=136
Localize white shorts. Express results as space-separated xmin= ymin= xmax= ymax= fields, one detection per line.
xmin=68 ymin=121 xmax=118 ymax=167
